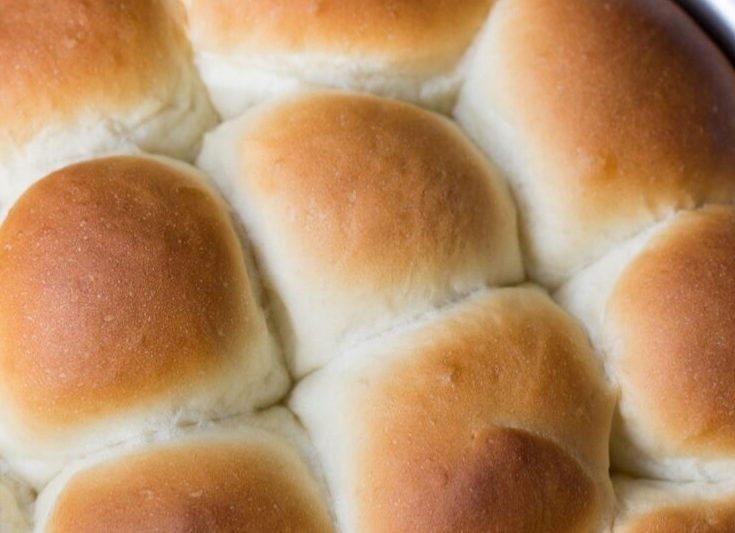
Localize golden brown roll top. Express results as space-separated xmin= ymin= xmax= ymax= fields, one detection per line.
xmin=183 ymin=0 xmax=493 ymax=116
xmin=609 ymin=208 xmax=735 ymax=458
xmin=0 ymin=0 xmax=217 ymax=214
xmin=456 ymin=0 xmax=735 ymax=287
xmin=290 ymin=287 xmax=615 ymax=532
xmin=1 ymin=0 xmax=191 ymax=144
xmin=198 ymin=91 xmax=523 ymax=377
xmin=557 ymin=206 xmax=735 ymax=481
xmin=34 ymin=417 xmax=334 ymax=533
xmin=0 ymin=156 xmax=288 ymax=484
xmin=613 ymin=477 xmax=735 ymax=532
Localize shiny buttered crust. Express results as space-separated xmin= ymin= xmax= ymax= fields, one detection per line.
xmin=34 ymin=424 xmax=334 ymax=533
xmin=0 ymin=0 xmax=217 ymax=213
xmin=613 ymin=477 xmax=735 ymax=532
xmin=199 ymin=91 xmax=523 ymax=376
xmin=456 ymin=0 xmax=735 ymax=286
xmin=558 ymin=206 xmax=735 ymax=481
xmin=184 ymin=0 xmax=493 ymax=115
xmin=0 ymin=156 xmax=287 ymax=482
xmin=291 ymin=287 xmax=615 ymax=533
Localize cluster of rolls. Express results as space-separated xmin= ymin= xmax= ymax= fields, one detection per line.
xmin=0 ymin=0 xmax=734 ymax=531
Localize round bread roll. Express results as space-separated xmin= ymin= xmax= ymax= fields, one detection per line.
xmin=455 ymin=0 xmax=735 ymax=287
xmin=197 ymin=91 xmax=523 ymax=377
xmin=0 ymin=0 xmax=733 ymax=528
xmin=34 ymin=411 xmax=333 ymax=533
xmin=557 ymin=206 xmax=735 ymax=481
xmin=182 ymin=0 xmax=493 ymax=117
xmin=0 ymin=0 xmax=217 ymax=217
xmin=613 ymin=477 xmax=735 ymax=532
xmin=291 ymin=287 xmax=615 ymax=533
xmin=0 ymin=156 xmax=288 ymax=485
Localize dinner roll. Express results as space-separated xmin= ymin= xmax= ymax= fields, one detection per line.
xmin=456 ymin=0 xmax=735 ymax=287
xmin=198 ymin=91 xmax=523 ymax=377
xmin=557 ymin=206 xmax=735 ymax=481
xmin=182 ymin=0 xmax=493 ymax=117
xmin=0 ymin=156 xmax=288 ymax=485
xmin=291 ymin=287 xmax=615 ymax=532
xmin=613 ymin=477 xmax=735 ymax=532
xmin=0 ymin=0 xmax=217 ymax=216
xmin=34 ymin=411 xmax=333 ymax=533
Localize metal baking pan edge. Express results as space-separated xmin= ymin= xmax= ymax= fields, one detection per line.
xmin=676 ymin=0 xmax=735 ymax=64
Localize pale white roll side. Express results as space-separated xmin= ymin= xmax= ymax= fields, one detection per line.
xmin=0 ymin=478 xmax=31 ymax=533
xmin=613 ymin=476 xmax=735 ymax=532
xmin=182 ymin=0 xmax=494 ymax=117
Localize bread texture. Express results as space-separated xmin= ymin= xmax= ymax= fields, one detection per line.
xmin=1 ymin=0 xmax=734 ymax=529
xmin=0 ymin=0 xmax=217 ymax=217
xmin=0 ymin=156 xmax=288 ymax=485
xmin=198 ymin=91 xmax=523 ymax=376
xmin=291 ymin=287 xmax=615 ymax=532
xmin=34 ymin=411 xmax=333 ymax=533
xmin=557 ymin=206 xmax=735 ymax=481
xmin=183 ymin=0 xmax=493 ymax=116
xmin=613 ymin=477 xmax=735 ymax=532
xmin=0 ymin=482 xmax=30 ymax=533
xmin=456 ymin=0 xmax=735 ymax=286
